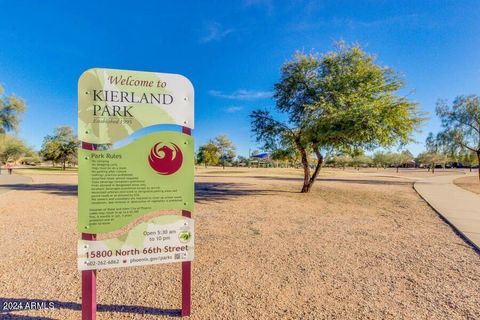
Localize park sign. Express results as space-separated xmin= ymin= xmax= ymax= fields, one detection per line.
xmin=78 ymin=68 xmax=194 ymax=144
xmin=77 ymin=131 xmax=194 ymax=233
xmin=77 ymin=68 xmax=195 ymax=318
xmin=78 ymin=215 xmax=194 ymax=271
xmin=78 ymin=68 xmax=194 ymax=234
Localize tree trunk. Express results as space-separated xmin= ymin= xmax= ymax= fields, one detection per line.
xmin=396 ymin=166 xmax=399 ymax=173
xmin=432 ymin=164 xmax=435 ymax=174
xmin=301 ymin=146 xmax=323 ymax=193
xmin=298 ymin=145 xmax=311 ymax=193
xmin=63 ymin=159 xmax=66 ymax=170
xmin=477 ymin=152 xmax=480 ymax=181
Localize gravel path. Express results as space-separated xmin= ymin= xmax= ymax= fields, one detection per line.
xmin=0 ymin=173 xmax=32 ymax=195
xmin=1 ymin=170 xmax=479 ymax=319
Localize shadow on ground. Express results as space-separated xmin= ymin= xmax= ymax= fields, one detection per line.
xmin=0 ymin=176 xmax=411 ymax=200
xmin=0 ymin=298 xmax=180 ymax=318
xmin=195 ymin=182 xmax=291 ymax=203
xmin=0 ymin=184 xmax=77 ymax=196
xmin=0 ymin=182 xmax=288 ymax=201
xmin=198 ymin=175 xmax=413 ymax=186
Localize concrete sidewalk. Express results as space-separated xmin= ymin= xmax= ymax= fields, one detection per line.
xmin=414 ymin=174 xmax=480 ymax=251
xmin=0 ymin=173 xmax=32 ymax=195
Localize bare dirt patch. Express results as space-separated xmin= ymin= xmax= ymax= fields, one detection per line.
xmin=1 ymin=170 xmax=479 ymax=319
xmin=454 ymin=175 xmax=480 ymax=195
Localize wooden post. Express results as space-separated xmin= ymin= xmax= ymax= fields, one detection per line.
xmin=181 ymin=126 xmax=192 ymax=317
xmin=81 ymin=142 xmax=97 ymax=320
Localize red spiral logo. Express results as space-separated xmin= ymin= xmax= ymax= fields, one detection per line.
xmin=148 ymin=142 xmax=183 ymax=175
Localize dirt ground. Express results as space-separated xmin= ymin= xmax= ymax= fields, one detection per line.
xmin=1 ymin=168 xmax=479 ymax=319
xmin=454 ymin=175 xmax=480 ymax=195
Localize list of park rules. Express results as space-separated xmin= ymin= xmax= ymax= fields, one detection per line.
xmin=77 ymin=131 xmax=194 ymax=234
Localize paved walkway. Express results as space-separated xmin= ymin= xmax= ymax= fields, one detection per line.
xmin=414 ymin=174 xmax=480 ymax=251
xmin=0 ymin=173 xmax=32 ymax=195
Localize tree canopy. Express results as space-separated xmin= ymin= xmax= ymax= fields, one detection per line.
xmin=213 ymin=135 xmax=236 ymax=168
xmin=436 ymin=95 xmax=480 ymax=180
xmin=40 ymin=126 xmax=79 ymax=170
xmin=250 ymin=42 xmax=423 ymax=192
xmin=0 ymin=135 xmax=29 ymax=165
xmin=197 ymin=143 xmax=220 ymax=167
xmin=0 ymin=85 xmax=26 ymax=134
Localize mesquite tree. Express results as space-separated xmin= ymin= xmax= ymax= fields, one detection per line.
xmin=250 ymin=43 xmax=422 ymax=193
xmin=436 ymin=95 xmax=480 ymax=181
xmin=0 ymin=85 xmax=26 ymax=134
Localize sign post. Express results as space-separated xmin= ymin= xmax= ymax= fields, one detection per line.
xmin=81 ymin=142 xmax=96 ymax=320
xmin=78 ymin=68 xmax=194 ymax=319
xmin=181 ymin=126 xmax=192 ymax=317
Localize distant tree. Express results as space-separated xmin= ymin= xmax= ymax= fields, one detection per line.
xmin=422 ymin=132 xmax=452 ymax=172
xmin=351 ymin=154 xmax=373 ymax=170
xmin=436 ymin=96 xmax=480 ymax=180
xmin=40 ymin=126 xmax=79 ymax=170
xmin=270 ymin=148 xmax=297 ymax=168
xmin=0 ymin=85 xmax=26 ymax=134
xmin=251 ymin=43 xmax=422 ymax=192
xmin=331 ymin=154 xmax=352 ymax=170
xmin=416 ymin=151 xmax=448 ymax=174
xmin=197 ymin=143 xmax=219 ymax=167
xmin=373 ymin=152 xmax=389 ymax=169
xmin=0 ymin=135 xmax=29 ymax=174
xmin=213 ymin=135 xmax=236 ymax=169
xmin=388 ymin=151 xmax=413 ymax=173
xmin=460 ymin=151 xmax=478 ymax=171
xmin=235 ymin=155 xmax=249 ymax=167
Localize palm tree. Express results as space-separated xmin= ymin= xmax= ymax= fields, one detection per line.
xmin=0 ymin=85 xmax=26 ymax=133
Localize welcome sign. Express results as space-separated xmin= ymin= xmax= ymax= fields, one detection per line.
xmin=77 ymin=67 xmax=195 ymax=318
xmin=77 ymin=69 xmax=194 ymax=264
xmin=78 ymin=68 xmax=194 ymax=235
xmin=78 ymin=68 xmax=194 ymax=144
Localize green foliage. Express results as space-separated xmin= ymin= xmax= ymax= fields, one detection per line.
xmin=372 ymin=152 xmax=389 ymax=168
xmin=0 ymin=135 xmax=28 ymax=164
xmin=40 ymin=126 xmax=79 ymax=170
xmin=460 ymin=150 xmax=478 ymax=167
xmin=251 ymin=42 xmax=423 ymax=192
xmin=197 ymin=143 xmax=220 ymax=167
xmin=436 ymin=96 xmax=480 ymax=179
xmin=329 ymin=154 xmax=352 ymax=169
xmin=0 ymin=85 xmax=26 ymax=134
xmin=351 ymin=154 xmax=373 ymax=168
xmin=416 ymin=151 xmax=449 ymax=173
xmin=213 ymin=134 xmax=236 ymax=168
xmin=388 ymin=151 xmax=414 ymax=168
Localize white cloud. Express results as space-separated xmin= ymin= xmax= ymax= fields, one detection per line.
xmin=199 ymin=22 xmax=233 ymax=43
xmin=209 ymin=89 xmax=273 ymax=100
xmin=225 ymin=106 xmax=244 ymax=113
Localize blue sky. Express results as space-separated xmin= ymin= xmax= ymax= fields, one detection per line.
xmin=1 ymin=0 xmax=479 ymax=157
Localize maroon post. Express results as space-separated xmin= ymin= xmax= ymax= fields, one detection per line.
xmin=181 ymin=126 xmax=192 ymax=317
xmin=81 ymin=142 xmax=97 ymax=320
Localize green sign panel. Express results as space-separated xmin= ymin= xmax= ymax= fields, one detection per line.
xmin=78 ymin=131 xmax=194 ymax=233
xmin=77 ymin=68 xmax=194 ymax=234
